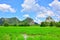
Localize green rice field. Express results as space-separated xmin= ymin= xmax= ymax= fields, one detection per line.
xmin=0 ymin=26 xmax=60 ymax=40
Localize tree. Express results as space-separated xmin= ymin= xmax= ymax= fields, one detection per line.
xmin=3 ymin=20 xmax=9 ymax=26
xmin=50 ymin=22 xmax=56 ymax=26
xmin=40 ymin=22 xmax=47 ymax=27
xmin=55 ymin=22 xmax=60 ymax=27
xmin=2 ymin=21 xmax=9 ymax=26
xmin=40 ymin=21 xmax=56 ymax=27
xmin=40 ymin=16 xmax=56 ymax=27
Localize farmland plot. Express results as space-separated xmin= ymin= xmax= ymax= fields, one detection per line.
xmin=0 ymin=26 xmax=60 ymax=40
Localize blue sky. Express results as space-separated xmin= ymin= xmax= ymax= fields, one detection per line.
xmin=0 ymin=0 xmax=60 ymax=23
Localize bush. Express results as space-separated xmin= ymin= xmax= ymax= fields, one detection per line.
xmin=40 ymin=22 xmax=56 ymax=27
xmin=55 ymin=22 xmax=60 ymax=27
xmin=50 ymin=22 xmax=56 ymax=26
xmin=3 ymin=23 xmax=9 ymax=26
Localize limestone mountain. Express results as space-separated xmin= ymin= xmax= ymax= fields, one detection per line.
xmin=45 ymin=16 xmax=55 ymax=22
xmin=0 ymin=17 xmax=36 ymax=26
xmin=22 ymin=17 xmax=35 ymax=25
xmin=0 ymin=17 xmax=20 ymax=25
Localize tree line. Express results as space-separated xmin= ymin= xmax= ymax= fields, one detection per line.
xmin=0 ymin=16 xmax=60 ymax=27
xmin=40 ymin=21 xmax=60 ymax=27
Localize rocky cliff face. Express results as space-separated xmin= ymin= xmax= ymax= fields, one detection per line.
xmin=23 ymin=17 xmax=35 ymax=25
xmin=45 ymin=16 xmax=55 ymax=22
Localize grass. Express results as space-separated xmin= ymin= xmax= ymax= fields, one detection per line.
xmin=0 ymin=26 xmax=60 ymax=40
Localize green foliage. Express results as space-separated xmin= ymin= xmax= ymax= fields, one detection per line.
xmin=3 ymin=20 xmax=9 ymax=26
xmin=1 ymin=34 xmax=11 ymax=40
xmin=55 ymin=22 xmax=60 ymax=27
xmin=3 ymin=22 xmax=9 ymax=26
xmin=0 ymin=17 xmax=60 ymax=27
xmin=40 ymin=22 xmax=50 ymax=26
xmin=0 ymin=17 xmax=21 ymax=26
xmin=0 ymin=27 xmax=60 ymax=40
xmin=50 ymin=22 xmax=56 ymax=26
xmin=40 ymin=22 xmax=56 ymax=27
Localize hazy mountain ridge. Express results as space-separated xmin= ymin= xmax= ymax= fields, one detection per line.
xmin=0 ymin=16 xmax=60 ymax=26
xmin=0 ymin=17 xmax=35 ymax=26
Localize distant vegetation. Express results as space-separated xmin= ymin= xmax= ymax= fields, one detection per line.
xmin=0 ymin=16 xmax=60 ymax=27
xmin=40 ymin=16 xmax=60 ymax=27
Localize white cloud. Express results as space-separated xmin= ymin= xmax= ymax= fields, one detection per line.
xmin=21 ymin=0 xmax=47 ymax=12
xmin=21 ymin=0 xmax=36 ymax=12
xmin=49 ymin=0 xmax=60 ymax=21
xmin=21 ymin=0 xmax=60 ymax=23
xmin=49 ymin=0 xmax=59 ymax=6
xmin=21 ymin=0 xmax=55 ymax=17
xmin=37 ymin=13 xmax=46 ymax=18
xmin=49 ymin=0 xmax=60 ymax=13
xmin=56 ymin=15 xmax=60 ymax=19
xmin=46 ymin=10 xmax=55 ymax=16
xmin=36 ymin=10 xmax=55 ymax=18
xmin=23 ymin=14 xmax=30 ymax=18
xmin=0 ymin=4 xmax=16 ymax=13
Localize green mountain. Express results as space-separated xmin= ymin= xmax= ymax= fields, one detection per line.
xmin=22 ymin=17 xmax=35 ymax=25
xmin=0 ymin=17 xmax=20 ymax=26
xmin=0 ymin=17 xmax=36 ymax=26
